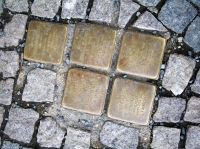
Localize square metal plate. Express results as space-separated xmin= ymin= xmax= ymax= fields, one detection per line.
xmin=117 ymin=31 xmax=165 ymax=79
xmin=24 ymin=20 xmax=67 ymax=64
xmin=70 ymin=23 xmax=116 ymax=69
xmin=108 ymin=78 xmax=156 ymax=125
xmin=62 ymin=69 xmax=109 ymax=115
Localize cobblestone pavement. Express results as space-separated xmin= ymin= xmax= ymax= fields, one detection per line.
xmin=0 ymin=0 xmax=199 ymax=149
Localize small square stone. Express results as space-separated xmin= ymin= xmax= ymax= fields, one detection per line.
xmin=0 ymin=51 xmax=19 ymax=77
xmin=24 ymin=20 xmax=67 ymax=64
xmin=31 ymin=0 xmax=61 ymax=18
xmin=100 ymin=122 xmax=138 ymax=149
xmin=0 ymin=79 xmax=14 ymax=105
xmin=2 ymin=141 xmax=19 ymax=149
xmin=89 ymin=0 xmax=117 ymax=24
xmin=117 ymin=31 xmax=165 ymax=79
xmin=4 ymin=107 xmax=39 ymax=143
xmin=70 ymin=23 xmax=116 ymax=69
xmin=185 ymin=126 xmax=200 ymax=149
xmin=107 ymin=78 xmax=156 ymax=125
xmin=61 ymin=0 xmax=89 ymax=19
xmin=153 ymin=97 xmax=186 ymax=123
xmin=5 ymin=0 xmax=28 ymax=12
xmin=22 ymin=68 xmax=56 ymax=102
xmin=184 ymin=97 xmax=200 ymax=123
xmin=62 ymin=69 xmax=109 ymax=115
xmin=151 ymin=127 xmax=180 ymax=149
xmin=162 ymin=54 xmax=196 ymax=95
xmin=64 ymin=127 xmax=90 ymax=149
xmin=37 ymin=117 xmax=65 ymax=148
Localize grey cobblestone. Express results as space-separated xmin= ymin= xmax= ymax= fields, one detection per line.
xmin=31 ymin=0 xmax=61 ymax=18
xmin=100 ymin=122 xmax=138 ymax=149
xmin=162 ymin=54 xmax=196 ymax=95
xmin=4 ymin=107 xmax=39 ymax=143
xmin=136 ymin=0 xmax=161 ymax=7
xmin=0 ymin=51 xmax=19 ymax=77
xmin=22 ymin=68 xmax=56 ymax=102
xmin=0 ymin=14 xmax=27 ymax=47
xmin=37 ymin=117 xmax=65 ymax=148
xmin=118 ymin=0 xmax=139 ymax=28
xmin=2 ymin=141 xmax=19 ymax=149
xmin=151 ymin=127 xmax=180 ymax=149
xmin=89 ymin=0 xmax=118 ymax=24
xmin=153 ymin=97 xmax=186 ymax=123
xmin=64 ymin=127 xmax=90 ymax=149
xmin=191 ymin=69 xmax=200 ymax=94
xmin=0 ymin=79 xmax=14 ymax=105
xmin=61 ymin=0 xmax=89 ymax=19
xmin=0 ymin=0 xmax=3 ymax=15
xmin=133 ymin=11 xmax=167 ymax=32
xmin=5 ymin=0 xmax=28 ymax=12
xmin=184 ymin=96 xmax=200 ymax=123
xmin=191 ymin=0 xmax=200 ymax=8
xmin=0 ymin=106 xmax=5 ymax=125
xmin=185 ymin=126 xmax=200 ymax=149
xmin=158 ymin=0 xmax=197 ymax=33
xmin=184 ymin=17 xmax=200 ymax=53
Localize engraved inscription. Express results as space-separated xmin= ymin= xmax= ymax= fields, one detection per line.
xmin=70 ymin=23 xmax=116 ymax=69
xmin=108 ymin=78 xmax=156 ymax=125
xmin=62 ymin=69 xmax=109 ymax=115
xmin=24 ymin=20 xmax=67 ymax=64
xmin=117 ymin=31 xmax=165 ymax=79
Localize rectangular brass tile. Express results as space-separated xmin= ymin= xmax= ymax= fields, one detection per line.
xmin=70 ymin=23 xmax=116 ymax=69
xmin=107 ymin=78 xmax=156 ymax=125
xmin=24 ymin=20 xmax=67 ymax=64
xmin=62 ymin=69 xmax=109 ymax=115
xmin=117 ymin=31 xmax=165 ymax=79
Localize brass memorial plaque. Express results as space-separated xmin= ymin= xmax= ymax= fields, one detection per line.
xmin=62 ymin=69 xmax=109 ymax=115
xmin=70 ymin=23 xmax=116 ymax=69
xmin=107 ymin=78 xmax=156 ymax=125
xmin=24 ymin=20 xmax=67 ymax=64
xmin=117 ymin=31 xmax=165 ymax=79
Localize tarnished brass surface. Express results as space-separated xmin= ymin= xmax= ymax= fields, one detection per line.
xmin=70 ymin=23 xmax=116 ymax=69
xmin=107 ymin=78 xmax=156 ymax=125
xmin=117 ymin=31 xmax=165 ymax=79
xmin=62 ymin=69 xmax=109 ymax=115
xmin=24 ymin=20 xmax=67 ymax=64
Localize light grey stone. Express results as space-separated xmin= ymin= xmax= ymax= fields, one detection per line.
xmin=118 ymin=0 xmax=139 ymax=28
xmin=185 ymin=126 xmax=200 ymax=149
xmin=22 ymin=68 xmax=56 ymax=102
xmin=0 ymin=14 xmax=28 ymax=47
xmin=0 ymin=79 xmax=14 ymax=105
xmin=136 ymin=0 xmax=161 ymax=7
xmin=4 ymin=107 xmax=39 ymax=143
xmin=64 ymin=127 xmax=90 ymax=149
xmin=0 ymin=51 xmax=19 ymax=77
xmin=37 ymin=117 xmax=65 ymax=148
xmin=151 ymin=127 xmax=180 ymax=149
xmin=191 ymin=0 xmax=200 ymax=8
xmin=162 ymin=54 xmax=196 ymax=95
xmin=0 ymin=106 xmax=5 ymax=125
xmin=89 ymin=0 xmax=117 ymax=24
xmin=31 ymin=0 xmax=61 ymax=18
xmin=191 ymin=69 xmax=200 ymax=94
xmin=184 ymin=96 xmax=200 ymax=123
xmin=153 ymin=97 xmax=186 ymax=123
xmin=5 ymin=0 xmax=28 ymax=12
xmin=2 ymin=141 xmax=19 ymax=149
xmin=184 ymin=17 xmax=200 ymax=53
xmin=133 ymin=11 xmax=167 ymax=32
xmin=158 ymin=0 xmax=197 ymax=33
xmin=61 ymin=0 xmax=89 ymax=19
xmin=100 ymin=122 xmax=138 ymax=149
xmin=21 ymin=147 xmax=34 ymax=149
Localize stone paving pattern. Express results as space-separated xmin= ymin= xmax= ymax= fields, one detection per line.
xmin=0 ymin=0 xmax=199 ymax=148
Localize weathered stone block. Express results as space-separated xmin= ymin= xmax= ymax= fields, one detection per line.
xmin=0 ymin=79 xmax=14 ymax=105
xmin=185 ymin=126 xmax=200 ymax=149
